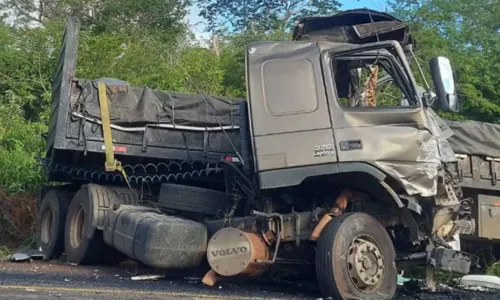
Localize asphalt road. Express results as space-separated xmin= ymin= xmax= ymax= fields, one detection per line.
xmin=0 ymin=259 xmax=319 ymax=300
xmin=1 ymin=258 xmax=500 ymax=300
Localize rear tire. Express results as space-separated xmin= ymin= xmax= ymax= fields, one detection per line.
xmin=315 ymin=212 xmax=397 ymax=300
xmin=64 ymin=187 xmax=124 ymax=265
xmin=36 ymin=190 xmax=71 ymax=259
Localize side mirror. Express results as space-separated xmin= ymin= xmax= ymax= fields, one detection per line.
xmin=429 ymin=57 xmax=459 ymax=112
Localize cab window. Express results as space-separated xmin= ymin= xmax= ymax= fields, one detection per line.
xmin=332 ymin=56 xmax=418 ymax=108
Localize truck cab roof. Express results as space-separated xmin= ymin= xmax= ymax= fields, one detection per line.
xmin=292 ymin=8 xmax=415 ymax=51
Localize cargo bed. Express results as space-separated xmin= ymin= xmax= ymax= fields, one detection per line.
xmin=446 ymin=119 xmax=500 ymax=191
xmin=445 ymin=120 xmax=500 ymax=242
xmin=46 ymin=18 xmax=249 ymax=184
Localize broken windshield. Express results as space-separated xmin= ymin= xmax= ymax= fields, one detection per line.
xmin=332 ymin=55 xmax=417 ymax=108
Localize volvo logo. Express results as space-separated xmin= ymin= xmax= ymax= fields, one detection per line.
xmin=210 ymin=246 xmax=248 ymax=257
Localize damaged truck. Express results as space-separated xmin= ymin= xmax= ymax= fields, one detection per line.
xmin=36 ymin=9 xmax=479 ymax=299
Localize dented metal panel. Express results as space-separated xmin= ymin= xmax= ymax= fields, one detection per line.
xmin=334 ymin=123 xmax=441 ymax=196
xmin=318 ymin=41 xmax=444 ymax=197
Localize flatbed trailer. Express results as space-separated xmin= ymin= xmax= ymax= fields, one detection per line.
xmin=35 ymin=9 xmax=481 ymax=300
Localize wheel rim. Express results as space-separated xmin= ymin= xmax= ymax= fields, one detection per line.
xmin=346 ymin=234 xmax=385 ymax=293
xmin=40 ymin=208 xmax=53 ymax=244
xmin=69 ymin=205 xmax=85 ymax=249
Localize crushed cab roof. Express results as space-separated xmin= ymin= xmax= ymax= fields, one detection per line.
xmin=293 ymin=9 xmax=415 ymax=50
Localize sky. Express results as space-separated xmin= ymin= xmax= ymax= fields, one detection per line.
xmin=188 ymin=0 xmax=389 ymax=41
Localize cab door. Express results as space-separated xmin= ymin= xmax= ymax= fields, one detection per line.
xmin=321 ymin=44 xmax=440 ymax=196
xmin=245 ymin=41 xmax=337 ymax=183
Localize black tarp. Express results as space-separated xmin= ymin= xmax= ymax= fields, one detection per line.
xmin=447 ymin=120 xmax=500 ymax=158
xmin=71 ymin=79 xmax=244 ymax=127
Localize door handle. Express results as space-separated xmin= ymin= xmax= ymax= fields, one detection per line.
xmin=489 ymin=207 xmax=498 ymax=218
xmin=339 ymin=140 xmax=363 ymax=151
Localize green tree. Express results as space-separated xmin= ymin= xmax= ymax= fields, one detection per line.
xmin=0 ymin=0 xmax=226 ymax=199
xmin=0 ymin=21 xmax=63 ymax=122
xmin=196 ymin=0 xmax=341 ymax=33
xmin=389 ymin=0 xmax=500 ymax=122
xmin=0 ymin=0 xmax=190 ymax=37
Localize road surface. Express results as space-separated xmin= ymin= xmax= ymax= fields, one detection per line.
xmin=0 ymin=258 xmax=319 ymax=300
xmin=0 ymin=258 xmax=499 ymax=300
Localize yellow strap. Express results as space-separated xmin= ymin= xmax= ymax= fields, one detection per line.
xmin=98 ymin=82 xmax=117 ymax=172
xmin=98 ymin=82 xmax=138 ymax=201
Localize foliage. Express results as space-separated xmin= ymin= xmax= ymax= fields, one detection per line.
xmin=75 ymin=31 xmax=225 ymax=95
xmin=389 ymin=0 xmax=500 ymax=122
xmin=196 ymin=0 xmax=341 ymax=33
xmin=487 ymin=261 xmax=500 ymax=277
xmin=0 ymin=245 xmax=12 ymax=258
xmin=0 ymin=109 xmax=46 ymax=195
xmin=0 ymin=21 xmax=64 ymax=122
xmin=0 ymin=0 xmax=190 ymax=37
xmin=0 ymin=22 xmax=49 ymax=193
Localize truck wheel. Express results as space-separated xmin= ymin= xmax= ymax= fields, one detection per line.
xmin=65 ymin=188 xmax=123 ymax=265
xmin=36 ymin=190 xmax=70 ymax=259
xmin=315 ymin=213 xmax=397 ymax=300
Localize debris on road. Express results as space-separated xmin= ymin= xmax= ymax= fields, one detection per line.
xmin=11 ymin=252 xmax=29 ymax=262
xmin=11 ymin=248 xmax=47 ymax=262
xmin=458 ymin=274 xmax=500 ymax=290
xmin=130 ymin=274 xmax=165 ymax=281
xmin=461 ymin=285 xmax=490 ymax=292
xmin=184 ymin=276 xmax=201 ymax=281
xmin=397 ymin=271 xmax=411 ymax=286
xmin=125 ymin=269 xmax=137 ymax=276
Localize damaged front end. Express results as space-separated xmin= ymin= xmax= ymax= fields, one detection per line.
xmin=421 ymin=107 xmax=478 ymax=287
xmin=389 ymin=109 xmax=479 ymax=287
xmin=392 ymin=160 xmax=478 ymax=290
xmin=394 ymin=117 xmax=479 ymax=289
xmin=426 ymin=168 xmax=478 ymax=287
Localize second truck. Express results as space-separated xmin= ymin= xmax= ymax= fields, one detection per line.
xmin=35 ymin=9 xmax=480 ymax=300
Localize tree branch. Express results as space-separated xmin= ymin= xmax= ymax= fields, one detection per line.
xmin=10 ymin=0 xmax=44 ymax=25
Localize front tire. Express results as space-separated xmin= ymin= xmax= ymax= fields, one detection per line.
xmin=315 ymin=212 xmax=397 ymax=300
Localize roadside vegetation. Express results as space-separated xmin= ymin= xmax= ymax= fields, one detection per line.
xmin=0 ymin=0 xmax=498 ymax=272
xmin=488 ymin=262 xmax=500 ymax=277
